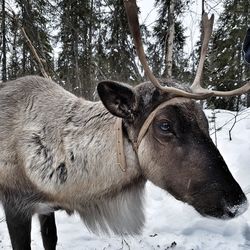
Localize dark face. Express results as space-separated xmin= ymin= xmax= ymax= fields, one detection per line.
xmin=138 ymin=99 xmax=247 ymax=218
xmin=97 ymin=80 xmax=248 ymax=219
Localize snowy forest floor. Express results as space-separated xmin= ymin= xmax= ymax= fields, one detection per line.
xmin=0 ymin=108 xmax=249 ymax=250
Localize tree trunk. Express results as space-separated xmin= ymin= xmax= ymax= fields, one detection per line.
xmin=202 ymin=0 xmax=205 ymax=14
xmin=84 ymin=0 xmax=94 ymax=99
xmin=199 ymin=0 xmax=205 ymax=107
xmin=245 ymin=0 xmax=249 ymax=108
xmin=10 ymin=20 xmax=18 ymax=79
xmin=247 ymin=94 xmax=250 ymax=107
xmin=164 ymin=0 xmax=175 ymax=80
xmin=74 ymin=31 xmax=81 ymax=95
xmin=2 ymin=0 xmax=7 ymax=82
xmin=21 ymin=2 xmax=28 ymax=76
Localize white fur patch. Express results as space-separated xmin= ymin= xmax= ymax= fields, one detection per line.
xmin=34 ymin=203 xmax=56 ymax=214
xmin=79 ymin=181 xmax=145 ymax=235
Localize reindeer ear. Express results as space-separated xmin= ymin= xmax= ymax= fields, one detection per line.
xmin=97 ymin=81 xmax=138 ymax=120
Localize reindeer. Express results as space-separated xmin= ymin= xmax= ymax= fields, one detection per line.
xmin=0 ymin=1 xmax=250 ymax=249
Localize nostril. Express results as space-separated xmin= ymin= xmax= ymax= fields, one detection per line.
xmin=226 ymin=210 xmax=235 ymax=218
xmin=225 ymin=199 xmax=248 ymax=218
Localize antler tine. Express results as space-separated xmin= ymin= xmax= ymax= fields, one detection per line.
xmin=209 ymin=82 xmax=250 ymax=96
xmin=191 ymin=13 xmax=214 ymax=93
xmin=190 ymin=12 xmax=250 ymax=96
xmin=123 ymin=0 xmax=212 ymax=99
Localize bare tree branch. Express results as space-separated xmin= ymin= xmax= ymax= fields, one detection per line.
xmin=5 ymin=9 xmax=51 ymax=79
xmin=20 ymin=26 xmax=50 ymax=79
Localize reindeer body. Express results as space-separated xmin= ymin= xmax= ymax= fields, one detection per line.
xmin=0 ymin=76 xmax=145 ymax=236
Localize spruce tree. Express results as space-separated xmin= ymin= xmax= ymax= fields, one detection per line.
xmin=56 ymin=0 xmax=99 ymax=98
xmin=207 ymin=0 xmax=250 ymax=110
xmin=96 ymin=0 xmax=142 ymax=84
xmin=4 ymin=0 xmax=54 ymax=80
xmin=147 ymin=0 xmax=188 ymax=81
xmin=1 ymin=0 xmax=7 ymax=81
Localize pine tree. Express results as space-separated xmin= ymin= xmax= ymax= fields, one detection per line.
xmin=56 ymin=0 xmax=142 ymax=98
xmin=207 ymin=0 xmax=250 ymax=110
xmin=7 ymin=14 xmax=20 ymax=80
xmin=4 ymin=0 xmax=53 ymax=80
xmin=20 ymin=0 xmax=53 ymax=76
xmin=147 ymin=0 xmax=189 ymax=81
xmin=96 ymin=0 xmax=142 ymax=84
xmin=1 ymin=0 xmax=7 ymax=82
xmin=56 ymin=0 xmax=99 ymax=98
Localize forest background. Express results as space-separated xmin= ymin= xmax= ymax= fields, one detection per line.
xmin=1 ymin=0 xmax=250 ymax=110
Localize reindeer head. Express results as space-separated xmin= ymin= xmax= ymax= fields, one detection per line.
xmin=97 ymin=0 xmax=249 ymax=219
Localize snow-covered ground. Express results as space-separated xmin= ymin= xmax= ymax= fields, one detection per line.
xmin=0 ymin=108 xmax=249 ymax=250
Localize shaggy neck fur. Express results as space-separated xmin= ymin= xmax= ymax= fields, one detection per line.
xmin=59 ymin=100 xmax=146 ymax=235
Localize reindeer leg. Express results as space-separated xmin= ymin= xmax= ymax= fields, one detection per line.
xmin=39 ymin=212 xmax=58 ymax=250
xmin=3 ymin=203 xmax=32 ymax=250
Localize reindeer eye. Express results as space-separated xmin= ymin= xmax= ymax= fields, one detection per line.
xmin=154 ymin=119 xmax=174 ymax=137
xmin=159 ymin=122 xmax=171 ymax=133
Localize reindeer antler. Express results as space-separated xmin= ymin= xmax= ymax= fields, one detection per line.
xmin=123 ymin=0 xmax=250 ymax=99
xmin=191 ymin=13 xmax=214 ymax=93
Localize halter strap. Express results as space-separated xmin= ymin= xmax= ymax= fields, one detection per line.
xmin=115 ymin=97 xmax=190 ymax=172
xmin=115 ymin=118 xmax=127 ymax=172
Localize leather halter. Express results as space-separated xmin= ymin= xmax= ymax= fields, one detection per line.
xmin=115 ymin=118 xmax=127 ymax=172
xmin=115 ymin=97 xmax=190 ymax=172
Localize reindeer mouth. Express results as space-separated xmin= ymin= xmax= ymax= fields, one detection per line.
xmin=191 ymin=197 xmax=248 ymax=219
xmin=189 ymin=182 xmax=248 ymax=219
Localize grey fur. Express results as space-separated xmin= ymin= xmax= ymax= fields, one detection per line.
xmin=0 ymin=76 xmax=144 ymax=235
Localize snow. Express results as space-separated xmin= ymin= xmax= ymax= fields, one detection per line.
xmin=0 ymin=108 xmax=250 ymax=249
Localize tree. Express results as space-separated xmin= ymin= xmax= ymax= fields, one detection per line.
xmin=207 ymin=0 xmax=250 ymax=110
xmin=97 ymin=0 xmax=142 ymax=84
xmin=1 ymin=0 xmax=7 ymax=82
xmin=18 ymin=0 xmax=53 ymax=76
xmin=57 ymin=0 xmax=100 ymax=98
xmin=2 ymin=0 xmax=54 ymax=81
xmin=56 ymin=0 xmax=142 ymax=99
xmin=147 ymin=0 xmax=189 ymax=81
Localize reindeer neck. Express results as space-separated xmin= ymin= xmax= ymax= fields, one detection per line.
xmin=16 ymin=91 xmax=145 ymax=235
xmin=55 ymin=99 xmax=143 ymax=204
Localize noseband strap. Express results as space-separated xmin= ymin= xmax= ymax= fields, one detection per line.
xmin=115 ymin=97 xmax=190 ymax=172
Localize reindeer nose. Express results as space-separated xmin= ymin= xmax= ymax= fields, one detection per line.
xmin=224 ymin=196 xmax=248 ymax=218
xmin=190 ymin=180 xmax=248 ymax=219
